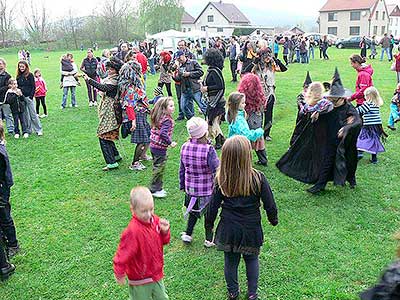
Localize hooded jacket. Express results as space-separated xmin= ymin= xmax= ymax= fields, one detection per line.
xmin=351 ymin=64 xmax=374 ymax=105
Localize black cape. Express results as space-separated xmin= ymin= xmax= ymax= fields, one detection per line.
xmin=276 ymin=102 xmax=361 ymax=185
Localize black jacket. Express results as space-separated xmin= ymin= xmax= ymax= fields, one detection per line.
xmin=80 ymin=57 xmax=98 ymax=78
xmin=16 ymin=73 xmax=35 ymax=98
xmin=0 ymin=71 xmax=11 ymax=102
xmin=173 ymin=59 xmax=204 ymax=93
xmin=5 ymin=91 xmax=25 ymax=114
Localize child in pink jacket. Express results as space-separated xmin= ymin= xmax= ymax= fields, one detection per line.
xmin=34 ymin=68 xmax=48 ymax=118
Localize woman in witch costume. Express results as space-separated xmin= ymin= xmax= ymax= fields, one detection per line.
xmin=83 ymin=57 xmax=123 ymax=171
xmin=276 ymin=68 xmax=362 ymax=194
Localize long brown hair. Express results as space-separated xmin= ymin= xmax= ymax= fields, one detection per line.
xmin=349 ymin=54 xmax=366 ymax=65
xmin=150 ymin=97 xmax=173 ymax=129
xmin=216 ymin=135 xmax=261 ymax=197
xmin=227 ymin=92 xmax=244 ymax=124
xmin=17 ymin=60 xmax=30 ymax=78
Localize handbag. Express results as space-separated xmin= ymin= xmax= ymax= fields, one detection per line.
xmin=391 ymin=61 xmax=396 ymax=71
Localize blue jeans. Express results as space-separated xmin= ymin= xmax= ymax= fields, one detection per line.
xmin=388 ymin=103 xmax=400 ymax=126
xmin=180 ymin=90 xmax=206 ymax=119
xmin=148 ymin=58 xmax=156 ymax=75
xmin=300 ymin=53 xmax=308 ymax=63
xmin=380 ymin=47 xmax=391 ymax=61
xmin=295 ymin=50 xmax=300 ymax=62
xmin=62 ymin=86 xmax=76 ymax=108
xmin=309 ymin=47 xmax=314 ymax=60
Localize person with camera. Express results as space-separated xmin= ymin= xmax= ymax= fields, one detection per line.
xmin=173 ymin=50 xmax=206 ymax=120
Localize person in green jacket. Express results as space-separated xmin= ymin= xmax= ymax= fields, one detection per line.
xmin=226 ymin=92 xmax=264 ymax=142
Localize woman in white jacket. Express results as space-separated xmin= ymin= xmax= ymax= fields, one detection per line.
xmin=60 ymin=53 xmax=79 ymax=108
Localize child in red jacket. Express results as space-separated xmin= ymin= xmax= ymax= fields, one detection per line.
xmin=113 ymin=186 xmax=170 ymax=300
xmin=34 ymin=68 xmax=48 ymax=118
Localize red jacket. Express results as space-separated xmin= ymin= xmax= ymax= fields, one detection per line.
xmin=34 ymin=77 xmax=47 ymax=97
xmin=136 ymin=52 xmax=148 ymax=75
xmin=113 ymin=214 xmax=170 ymax=285
xmin=351 ymin=64 xmax=374 ymax=105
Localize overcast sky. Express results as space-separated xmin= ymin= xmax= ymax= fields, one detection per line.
xmin=33 ymin=0 xmax=327 ymax=22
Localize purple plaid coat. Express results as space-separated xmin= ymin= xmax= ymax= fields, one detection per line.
xmin=179 ymin=139 xmax=219 ymax=197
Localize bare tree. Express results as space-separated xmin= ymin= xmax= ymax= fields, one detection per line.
xmin=99 ymin=0 xmax=133 ymax=43
xmin=0 ymin=0 xmax=18 ymax=47
xmin=23 ymin=0 xmax=49 ymax=43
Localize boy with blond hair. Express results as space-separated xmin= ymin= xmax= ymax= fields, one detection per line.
xmin=113 ymin=186 xmax=170 ymax=300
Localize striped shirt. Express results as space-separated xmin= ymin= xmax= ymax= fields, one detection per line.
xmin=356 ymin=101 xmax=382 ymax=125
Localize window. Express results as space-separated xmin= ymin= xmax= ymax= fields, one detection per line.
xmin=349 ymin=26 xmax=360 ymax=35
xmin=350 ymin=11 xmax=361 ymax=21
xmin=390 ymin=18 xmax=393 ymax=25
xmin=373 ymin=26 xmax=378 ymax=35
xmin=328 ymin=12 xmax=337 ymax=21
xmin=201 ymin=26 xmax=206 ymax=31
xmin=327 ymin=27 xmax=337 ymax=35
xmin=383 ymin=11 xmax=385 ymax=20
xmin=182 ymin=28 xmax=186 ymax=32
xmin=382 ymin=26 xmax=386 ymax=35
xmin=256 ymin=30 xmax=260 ymax=35
xmin=207 ymin=15 xmax=214 ymax=22
xmin=376 ymin=11 xmax=379 ymax=20
xmin=188 ymin=28 xmax=191 ymax=32
xmin=397 ymin=18 xmax=399 ymax=26
xmin=217 ymin=27 xmax=223 ymax=32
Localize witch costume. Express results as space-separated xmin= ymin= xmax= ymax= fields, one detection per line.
xmin=276 ymin=68 xmax=362 ymax=193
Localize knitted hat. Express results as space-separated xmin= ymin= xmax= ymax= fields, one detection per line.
xmin=186 ymin=117 xmax=208 ymax=139
xmin=154 ymin=86 xmax=163 ymax=97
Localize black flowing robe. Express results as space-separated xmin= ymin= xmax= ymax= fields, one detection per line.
xmin=276 ymin=102 xmax=361 ymax=185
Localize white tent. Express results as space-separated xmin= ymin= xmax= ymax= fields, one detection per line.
xmin=147 ymin=30 xmax=187 ymax=52
xmin=147 ymin=29 xmax=186 ymax=40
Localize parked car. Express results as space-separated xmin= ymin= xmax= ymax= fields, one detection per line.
xmin=336 ymin=36 xmax=372 ymax=49
xmin=304 ymin=33 xmax=338 ymax=46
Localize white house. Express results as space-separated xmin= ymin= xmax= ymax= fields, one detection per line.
xmin=319 ymin=0 xmax=390 ymax=39
xmin=181 ymin=11 xmax=196 ymax=33
xmin=388 ymin=3 xmax=400 ymax=36
xmin=181 ymin=1 xmax=251 ymax=37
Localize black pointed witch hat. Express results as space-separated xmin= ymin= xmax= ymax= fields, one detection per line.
xmin=324 ymin=68 xmax=353 ymax=97
xmin=303 ymin=71 xmax=312 ymax=87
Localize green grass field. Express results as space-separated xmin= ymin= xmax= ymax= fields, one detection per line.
xmin=0 ymin=47 xmax=399 ymax=300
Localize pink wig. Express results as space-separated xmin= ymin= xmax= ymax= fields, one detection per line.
xmin=238 ymin=73 xmax=266 ymax=113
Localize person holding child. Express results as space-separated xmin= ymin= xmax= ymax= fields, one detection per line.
xmin=60 ymin=53 xmax=79 ymax=109
xmin=238 ymin=73 xmax=268 ymax=166
xmin=113 ymin=186 xmax=170 ymax=300
xmin=356 ymin=86 xmax=386 ymax=164
xmin=149 ymin=97 xmax=177 ymax=198
xmin=209 ymin=135 xmax=278 ymax=300
xmin=16 ymin=61 xmax=43 ymax=136
xmin=33 ymin=68 xmax=48 ymax=118
xmin=83 ymin=57 xmax=123 ymax=171
xmin=179 ymin=117 xmax=219 ymax=246
xmin=5 ymin=79 xmax=27 ymax=139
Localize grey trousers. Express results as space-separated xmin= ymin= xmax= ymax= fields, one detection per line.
xmin=0 ymin=104 xmax=14 ymax=133
xmin=23 ymin=96 xmax=42 ymax=134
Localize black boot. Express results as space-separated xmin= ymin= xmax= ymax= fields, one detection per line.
xmin=306 ymin=183 xmax=326 ymax=194
xmin=347 ymin=177 xmax=357 ymax=189
xmin=255 ymin=149 xmax=268 ymax=166
xmin=1 ymin=263 xmax=15 ymax=281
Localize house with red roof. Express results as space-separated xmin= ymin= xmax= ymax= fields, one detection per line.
xmin=388 ymin=3 xmax=400 ymax=36
xmin=318 ymin=0 xmax=390 ymax=39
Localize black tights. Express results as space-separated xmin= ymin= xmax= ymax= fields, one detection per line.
xmin=35 ymin=96 xmax=47 ymax=115
xmin=185 ymin=211 xmax=213 ymax=241
xmin=224 ymin=252 xmax=259 ymax=298
xmin=158 ymin=82 xmax=172 ymax=97
xmin=132 ymin=143 xmax=146 ymax=164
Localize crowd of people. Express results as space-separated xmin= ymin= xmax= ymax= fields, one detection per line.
xmin=1 ymin=34 xmax=400 ymax=300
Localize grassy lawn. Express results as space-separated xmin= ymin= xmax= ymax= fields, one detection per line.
xmin=0 ymin=47 xmax=399 ymax=300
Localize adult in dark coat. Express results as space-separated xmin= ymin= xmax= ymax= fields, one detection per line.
xmin=0 ymin=58 xmax=12 ymax=133
xmin=276 ymin=68 xmax=362 ymax=194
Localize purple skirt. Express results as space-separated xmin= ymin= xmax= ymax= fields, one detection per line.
xmin=357 ymin=125 xmax=385 ymax=154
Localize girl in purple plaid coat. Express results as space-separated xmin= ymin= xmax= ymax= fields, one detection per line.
xmin=179 ymin=117 xmax=220 ymax=247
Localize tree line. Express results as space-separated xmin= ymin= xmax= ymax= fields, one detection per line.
xmin=0 ymin=0 xmax=183 ymax=48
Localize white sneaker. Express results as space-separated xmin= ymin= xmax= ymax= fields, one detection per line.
xmin=23 ymin=133 xmax=29 ymax=138
xmin=181 ymin=233 xmax=193 ymax=244
xmin=152 ymin=189 xmax=167 ymax=198
xmin=93 ymin=101 xmax=97 ymax=106
xmin=14 ymin=134 xmax=20 ymax=139
xmin=204 ymin=240 xmax=216 ymax=248
xmin=40 ymin=114 xmax=47 ymax=118
xmin=70 ymin=104 xmax=74 ymax=108
xmin=128 ymin=162 xmax=146 ymax=171
xmin=89 ymin=102 xmax=93 ymax=107
xmin=37 ymin=131 xmax=43 ymax=136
